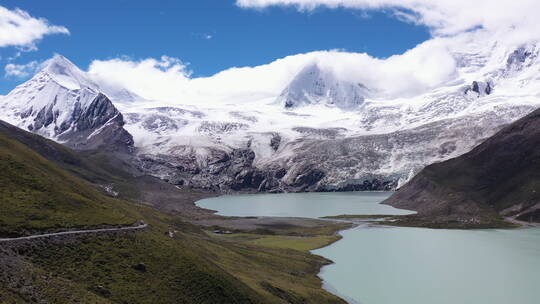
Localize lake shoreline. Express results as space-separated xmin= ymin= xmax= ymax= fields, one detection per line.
xmin=190 ymin=191 xmax=539 ymax=304
xmin=192 ymin=191 xmax=406 ymax=303
xmin=322 ymin=213 xmax=538 ymax=229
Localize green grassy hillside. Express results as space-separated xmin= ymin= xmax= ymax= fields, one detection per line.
xmin=0 ymin=120 xmax=212 ymax=218
xmin=0 ymin=207 xmax=266 ymax=304
xmin=1 ymin=207 xmax=344 ymax=303
xmin=0 ymin=122 xmax=265 ymax=303
xmin=0 ymin=120 xmax=132 ymax=184
xmin=0 ymin=128 xmax=136 ymax=237
xmin=0 ymin=120 xmax=345 ymax=303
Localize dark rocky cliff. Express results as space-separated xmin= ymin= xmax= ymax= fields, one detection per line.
xmin=384 ymin=107 xmax=540 ymax=226
xmin=56 ymin=93 xmax=134 ymax=152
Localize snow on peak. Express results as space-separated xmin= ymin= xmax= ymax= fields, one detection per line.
xmin=36 ymin=55 xmax=143 ymax=103
xmin=42 ymin=55 xmax=99 ymax=91
xmin=276 ymin=63 xmax=367 ymax=110
xmin=0 ymin=55 xmax=134 ymax=144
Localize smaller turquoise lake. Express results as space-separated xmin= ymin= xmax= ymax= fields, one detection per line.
xmin=195 ymin=191 xmax=413 ymax=218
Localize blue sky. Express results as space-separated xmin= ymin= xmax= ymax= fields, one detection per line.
xmin=0 ymin=0 xmax=430 ymax=94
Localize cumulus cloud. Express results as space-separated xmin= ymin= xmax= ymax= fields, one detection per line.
xmin=88 ymin=42 xmax=459 ymax=105
xmin=5 ymin=60 xmax=43 ymax=78
xmin=0 ymin=5 xmax=69 ymax=49
xmin=236 ymin=0 xmax=540 ymax=40
xmin=89 ymin=53 xmax=314 ymax=104
xmin=89 ymin=56 xmax=192 ymax=102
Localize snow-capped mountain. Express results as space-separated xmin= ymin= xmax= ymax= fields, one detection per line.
xmin=2 ymin=40 xmax=540 ymax=192
xmin=277 ymin=63 xmax=367 ymax=109
xmin=120 ymin=40 xmax=540 ymax=192
xmin=0 ymin=55 xmax=133 ymax=151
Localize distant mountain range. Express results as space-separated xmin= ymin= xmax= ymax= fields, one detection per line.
xmin=2 ymin=41 xmax=540 ymax=192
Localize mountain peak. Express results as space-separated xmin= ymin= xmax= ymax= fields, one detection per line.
xmin=277 ymin=62 xmax=366 ymax=110
xmin=298 ymin=62 xmax=324 ymax=78
xmin=0 ymin=54 xmax=134 ymax=152
xmin=45 ymin=54 xmax=75 ymax=68
xmin=41 ymin=54 xmax=98 ymax=90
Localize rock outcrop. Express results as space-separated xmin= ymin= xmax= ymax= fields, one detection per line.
xmin=384 ymin=107 xmax=540 ymax=225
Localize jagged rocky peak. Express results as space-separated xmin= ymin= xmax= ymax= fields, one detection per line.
xmin=277 ymin=63 xmax=367 ymax=110
xmin=0 ymin=55 xmax=133 ymax=152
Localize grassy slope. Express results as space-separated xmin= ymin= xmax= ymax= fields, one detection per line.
xmin=4 ymin=207 xmax=345 ymax=304
xmin=0 ymin=121 xmax=267 ymax=303
xmin=0 ymin=120 xmax=213 ymax=217
xmin=0 ymin=131 xmax=136 ymax=237
xmin=1 ymin=209 xmax=266 ymax=304
xmin=27 ymin=226 xmax=263 ymax=303
xmin=0 ymin=121 xmax=133 ymax=182
xmin=0 ymin=121 xmax=345 ymax=303
xmin=249 ymin=234 xmax=339 ymax=251
xmin=208 ymin=223 xmax=350 ymax=252
xmin=200 ymin=233 xmax=344 ymax=303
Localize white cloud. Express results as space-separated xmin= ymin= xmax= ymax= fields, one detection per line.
xmin=89 ymin=53 xmax=313 ymax=104
xmin=89 ymin=56 xmax=192 ymax=102
xmin=0 ymin=6 xmax=69 ymax=49
xmin=235 ymin=0 xmax=540 ymax=40
xmin=5 ymin=60 xmax=43 ymax=78
xmin=88 ymin=40 xmax=459 ymax=105
xmin=86 ymin=0 xmax=539 ymax=106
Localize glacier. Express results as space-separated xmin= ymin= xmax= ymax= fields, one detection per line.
xmin=2 ymin=38 xmax=540 ymax=192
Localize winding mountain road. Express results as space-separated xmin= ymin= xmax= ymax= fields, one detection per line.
xmin=0 ymin=222 xmax=148 ymax=243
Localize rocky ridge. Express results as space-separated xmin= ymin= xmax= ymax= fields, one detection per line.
xmin=0 ymin=55 xmax=133 ymax=152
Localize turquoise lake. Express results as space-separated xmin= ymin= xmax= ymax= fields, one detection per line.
xmin=196 ymin=192 xmax=540 ymax=304
xmin=313 ymin=225 xmax=540 ymax=304
xmin=195 ymin=191 xmax=413 ymax=218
